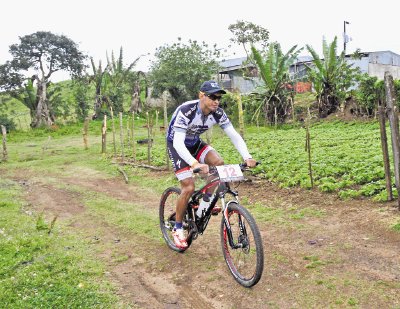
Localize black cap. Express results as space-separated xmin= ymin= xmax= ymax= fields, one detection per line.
xmin=200 ymin=80 xmax=226 ymax=95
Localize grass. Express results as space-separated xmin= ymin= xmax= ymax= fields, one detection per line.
xmin=1 ymin=117 xmax=400 ymax=308
xmin=303 ymin=255 xmax=327 ymax=269
xmin=0 ymin=179 xmax=120 ymax=308
xmin=0 ymin=96 xmax=31 ymax=130
xmin=241 ymin=196 xmax=326 ymax=228
xmin=391 ymin=222 xmax=400 ymax=232
xmin=0 ymin=127 xmax=153 ymax=308
xmin=3 ymin=113 xmax=394 ymax=201
xmin=82 ymin=190 xmax=161 ymax=241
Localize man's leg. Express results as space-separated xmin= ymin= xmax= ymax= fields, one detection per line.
xmin=204 ymin=149 xmax=224 ymax=194
xmin=203 ymin=150 xmax=224 ymax=214
xmin=176 ymin=177 xmax=195 ymax=223
xmin=172 ymin=176 xmax=195 ymax=249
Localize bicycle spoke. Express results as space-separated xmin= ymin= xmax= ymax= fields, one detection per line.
xmin=220 ymin=202 xmax=264 ymax=287
xmin=159 ymin=187 xmax=192 ymax=252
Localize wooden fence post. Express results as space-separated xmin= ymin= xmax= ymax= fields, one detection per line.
xmin=146 ymin=112 xmax=151 ymax=165
xmin=126 ymin=117 xmax=131 ymax=147
xmin=102 ymin=115 xmax=107 ymax=154
xmin=305 ymin=107 xmax=314 ymax=188
xmin=155 ymin=110 xmax=159 ymax=137
xmin=110 ymin=107 xmax=117 ymax=156
xmin=384 ymin=71 xmax=400 ymax=209
xmin=1 ymin=125 xmax=7 ymax=162
xmin=83 ymin=117 xmax=90 ymax=150
xmin=132 ymin=111 xmax=136 ymax=162
xmin=378 ymin=104 xmax=393 ymax=201
xmin=305 ymin=126 xmax=314 ymax=188
xmin=42 ymin=136 xmax=51 ymax=158
xmin=119 ymin=112 xmax=125 ymax=162
xmin=236 ymin=92 xmax=245 ymax=138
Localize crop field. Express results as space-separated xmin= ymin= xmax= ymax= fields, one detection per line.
xmin=126 ymin=118 xmax=392 ymax=202
xmin=2 ymin=115 xmax=394 ymax=202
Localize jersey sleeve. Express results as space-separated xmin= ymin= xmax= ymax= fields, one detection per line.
xmin=214 ymin=108 xmax=232 ymax=130
xmin=223 ymin=125 xmax=252 ymax=160
xmin=173 ymin=131 xmax=197 ymax=166
xmin=173 ymin=109 xmax=190 ymax=132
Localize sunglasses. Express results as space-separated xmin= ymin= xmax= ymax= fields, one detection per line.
xmin=206 ymin=94 xmax=222 ymax=101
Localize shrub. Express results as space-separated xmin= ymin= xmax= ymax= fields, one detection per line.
xmin=0 ymin=115 xmax=16 ymax=131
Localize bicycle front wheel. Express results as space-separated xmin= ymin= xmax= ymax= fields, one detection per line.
xmin=159 ymin=187 xmax=192 ymax=252
xmin=220 ymin=202 xmax=264 ymax=287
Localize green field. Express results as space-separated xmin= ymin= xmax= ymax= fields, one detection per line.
xmin=128 ymin=118 xmax=392 ymax=202
xmin=1 ymin=118 xmax=399 ymax=308
xmin=2 ymin=117 xmax=394 ymax=202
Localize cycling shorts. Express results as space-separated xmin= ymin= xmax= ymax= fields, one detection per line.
xmin=167 ymin=139 xmax=214 ymax=181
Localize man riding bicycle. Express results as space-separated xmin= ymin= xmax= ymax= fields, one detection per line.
xmin=166 ymin=80 xmax=256 ymax=249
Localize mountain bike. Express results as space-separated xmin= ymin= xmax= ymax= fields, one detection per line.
xmin=159 ymin=163 xmax=264 ymax=287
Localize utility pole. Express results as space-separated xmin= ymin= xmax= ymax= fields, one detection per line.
xmin=344 ymin=21 xmax=350 ymax=54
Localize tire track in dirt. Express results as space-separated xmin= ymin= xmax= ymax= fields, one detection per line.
xmin=10 ymin=171 xmax=223 ymax=309
xmin=8 ymin=167 xmax=400 ymax=308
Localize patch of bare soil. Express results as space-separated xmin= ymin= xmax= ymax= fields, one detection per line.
xmin=9 ymin=168 xmax=400 ymax=308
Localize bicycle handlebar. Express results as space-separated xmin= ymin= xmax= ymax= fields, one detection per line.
xmin=239 ymin=161 xmax=261 ymax=169
xmin=192 ymin=161 xmax=260 ymax=174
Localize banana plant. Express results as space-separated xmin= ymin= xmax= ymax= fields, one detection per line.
xmin=251 ymin=42 xmax=301 ymax=124
xmin=305 ymin=36 xmax=359 ymax=118
xmin=89 ymin=58 xmax=110 ymax=119
xmin=106 ymin=47 xmax=143 ymax=114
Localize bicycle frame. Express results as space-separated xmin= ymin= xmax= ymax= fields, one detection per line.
xmin=160 ymin=162 xmax=263 ymax=287
xmin=187 ymin=171 xmax=242 ymax=249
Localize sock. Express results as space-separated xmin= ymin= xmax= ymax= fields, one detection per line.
xmin=175 ymin=222 xmax=183 ymax=230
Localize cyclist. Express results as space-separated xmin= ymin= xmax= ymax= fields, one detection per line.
xmin=166 ymin=80 xmax=256 ymax=249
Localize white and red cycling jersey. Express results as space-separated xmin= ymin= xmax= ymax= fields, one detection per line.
xmin=167 ymin=99 xmax=231 ymax=147
xmin=166 ymin=100 xmax=252 ymax=180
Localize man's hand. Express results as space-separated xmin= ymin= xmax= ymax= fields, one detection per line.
xmin=192 ymin=162 xmax=209 ymax=174
xmin=245 ymin=158 xmax=257 ymax=168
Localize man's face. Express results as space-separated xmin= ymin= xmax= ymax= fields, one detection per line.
xmin=202 ymin=92 xmax=222 ymax=112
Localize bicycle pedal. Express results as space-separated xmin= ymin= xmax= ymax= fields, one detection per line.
xmin=211 ymin=207 xmax=221 ymax=216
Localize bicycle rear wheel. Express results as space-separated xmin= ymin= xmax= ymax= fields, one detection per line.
xmin=159 ymin=187 xmax=192 ymax=252
xmin=220 ymin=202 xmax=264 ymax=287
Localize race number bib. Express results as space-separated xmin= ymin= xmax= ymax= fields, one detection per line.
xmin=216 ymin=164 xmax=244 ymax=182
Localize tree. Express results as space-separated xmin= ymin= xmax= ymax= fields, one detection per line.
xmin=149 ymin=38 xmax=221 ymax=105
xmin=228 ymin=20 xmax=270 ymax=58
xmin=251 ymin=43 xmax=301 ymax=124
xmin=90 ymin=48 xmax=145 ymax=118
xmin=72 ymin=76 xmax=91 ymax=121
xmin=0 ymin=31 xmax=86 ymax=127
xmin=106 ymin=48 xmax=142 ymax=114
xmin=305 ymin=36 xmax=359 ymax=118
xmin=89 ymin=58 xmax=110 ymax=119
xmin=354 ymin=74 xmax=384 ymax=116
xmin=128 ymin=70 xmax=147 ymax=113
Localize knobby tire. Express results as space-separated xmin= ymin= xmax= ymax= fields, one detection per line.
xmin=159 ymin=187 xmax=193 ymax=252
xmin=220 ymin=202 xmax=264 ymax=287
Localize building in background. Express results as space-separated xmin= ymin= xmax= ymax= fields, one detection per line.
xmin=218 ymin=50 xmax=400 ymax=94
xmin=346 ymin=50 xmax=400 ymax=79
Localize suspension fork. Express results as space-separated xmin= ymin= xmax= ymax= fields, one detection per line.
xmin=221 ymin=197 xmax=244 ymax=249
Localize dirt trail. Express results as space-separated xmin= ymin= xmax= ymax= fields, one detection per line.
xmin=9 ymin=168 xmax=400 ymax=308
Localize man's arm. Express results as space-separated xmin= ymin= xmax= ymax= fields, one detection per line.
xmin=223 ymin=126 xmax=257 ymax=167
xmin=223 ymin=125 xmax=251 ymax=159
xmin=173 ymin=131 xmax=198 ymax=167
xmin=173 ymin=131 xmax=209 ymax=173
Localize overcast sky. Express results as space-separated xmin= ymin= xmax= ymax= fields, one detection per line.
xmin=2 ymin=0 xmax=399 ymax=80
